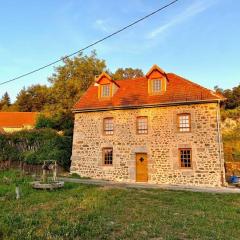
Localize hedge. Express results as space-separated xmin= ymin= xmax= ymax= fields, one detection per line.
xmin=0 ymin=129 xmax=72 ymax=170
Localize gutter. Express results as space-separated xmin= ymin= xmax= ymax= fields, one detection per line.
xmin=72 ymin=99 xmax=222 ymax=113
xmin=216 ymin=99 xmax=225 ymax=186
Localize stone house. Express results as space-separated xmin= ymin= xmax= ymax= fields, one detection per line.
xmin=71 ymin=65 xmax=225 ymax=187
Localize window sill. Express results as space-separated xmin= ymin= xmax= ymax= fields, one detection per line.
xmin=98 ymin=96 xmax=112 ymax=101
xmin=179 ymin=167 xmax=193 ymax=171
xmin=177 ymin=131 xmax=192 ymax=134
xmin=102 ymin=165 xmax=114 ymax=170
xmin=148 ymin=91 xmax=166 ymax=96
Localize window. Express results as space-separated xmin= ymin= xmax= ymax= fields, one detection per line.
xmin=103 ymin=118 xmax=114 ymax=135
xmin=178 ymin=114 xmax=191 ymax=132
xmin=101 ymin=84 xmax=110 ymax=97
xmin=103 ymin=148 xmax=113 ymax=165
xmin=137 ymin=116 xmax=148 ymax=134
xmin=151 ymin=79 xmax=162 ymax=93
xmin=179 ymin=148 xmax=192 ymax=168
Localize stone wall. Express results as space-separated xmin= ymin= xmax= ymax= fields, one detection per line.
xmin=71 ymin=103 xmax=225 ymax=187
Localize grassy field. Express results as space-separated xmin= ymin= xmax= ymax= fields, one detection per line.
xmin=0 ymin=171 xmax=240 ymax=240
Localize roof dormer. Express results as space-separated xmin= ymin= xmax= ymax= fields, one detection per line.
xmin=146 ymin=65 xmax=167 ymax=95
xmin=95 ymin=72 xmax=119 ymax=99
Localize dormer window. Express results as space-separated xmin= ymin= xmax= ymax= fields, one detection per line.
xmin=101 ymin=84 xmax=110 ymax=98
xmin=96 ymin=72 xmax=119 ymax=99
xmin=146 ymin=64 xmax=167 ymax=95
xmin=151 ymin=79 xmax=162 ymax=93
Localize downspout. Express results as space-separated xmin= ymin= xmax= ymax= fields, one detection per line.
xmin=216 ymin=100 xmax=225 ymax=186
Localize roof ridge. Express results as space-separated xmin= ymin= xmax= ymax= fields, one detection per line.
xmin=114 ymin=76 xmax=146 ymax=83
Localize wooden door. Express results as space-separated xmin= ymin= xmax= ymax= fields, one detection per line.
xmin=136 ymin=153 xmax=148 ymax=182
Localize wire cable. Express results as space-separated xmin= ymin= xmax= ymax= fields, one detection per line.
xmin=0 ymin=0 xmax=179 ymax=86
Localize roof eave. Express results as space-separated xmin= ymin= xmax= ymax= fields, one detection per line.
xmin=72 ymin=99 xmax=222 ymax=113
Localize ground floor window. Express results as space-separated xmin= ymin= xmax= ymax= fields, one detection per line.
xmin=103 ymin=148 xmax=113 ymax=165
xmin=179 ymin=148 xmax=192 ymax=168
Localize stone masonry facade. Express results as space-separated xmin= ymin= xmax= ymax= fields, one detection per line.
xmin=71 ymin=102 xmax=225 ymax=187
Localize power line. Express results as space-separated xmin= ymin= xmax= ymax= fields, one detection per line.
xmin=0 ymin=0 xmax=179 ymax=86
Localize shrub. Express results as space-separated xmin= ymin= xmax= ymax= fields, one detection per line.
xmin=223 ymin=121 xmax=240 ymax=162
xmin=35 ymin=114 xmax=55 ymax=129
xmin=221 ymin=107 xmax=240 ymax=121
xmin=0 ymin=129 xmax=72 ymax=170
xmin=35 ymin=111 xmax=74 ymax=136
xmin=0 ymin=134 xmax=21 ymax=161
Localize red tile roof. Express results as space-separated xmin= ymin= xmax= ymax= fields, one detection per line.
xmin=0 ymin=112 xmax=39 ymax=128
xmin=73 ymin=67 xmax=224 ymax=112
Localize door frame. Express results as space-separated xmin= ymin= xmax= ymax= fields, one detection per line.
xmin=135 ymin=152 xmax=148 ymax=182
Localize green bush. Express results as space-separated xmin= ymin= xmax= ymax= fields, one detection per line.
xmin=35 ymin=111 xmax=74 ymax=136
xmin=0 ymin=129 xmax=72 ymax=170
xmin=35 ymin=114 xmax=55 ymax=129
xmin=0 ymin=134 xmax=21 ymax=161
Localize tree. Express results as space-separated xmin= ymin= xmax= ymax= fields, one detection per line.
xmin=0 ymin=92 xmax=11 ymax=110
xmin=112 ymin=67 xmax=144 ymax=80
xmin=231 ymin=85 xmax=240 ymax=109
xmin=214 ymin=85 xmax=224 ymax=94
xmin=36 ymin=111 xmax=74 ymax=136
xmin=215 ymin=84 xmax=240 ymax=109
xmin=14 ymin=85 xmax=51 ymax=112
xmin=47 ymin=50 xmax=106 ymax=112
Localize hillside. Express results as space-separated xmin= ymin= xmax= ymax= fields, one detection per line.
xmin=221 ymin=108 xmax=240 ymax=162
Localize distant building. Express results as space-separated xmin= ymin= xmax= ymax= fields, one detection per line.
xmin=0 ymin=112 xmax=38 ymax=133
xmin=71 ymin=64 xmax=225 ymax=187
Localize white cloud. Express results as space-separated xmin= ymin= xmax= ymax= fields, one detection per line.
xmin=94 ymin=19 xmax=112 ymax=33
xmin=147 ymin=0 xmax=217 ymax=39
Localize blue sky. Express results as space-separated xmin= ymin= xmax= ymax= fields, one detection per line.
xmin=0 ymin=0 xmax=239 ymax=101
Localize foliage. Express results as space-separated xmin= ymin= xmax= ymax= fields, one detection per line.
xmin=47 ymin=50 xmax=106 ymax=112
xmin=222 ymin=120 xmax=240 ymax=161
xmin=1 ymin=171 xmax=240 ymax=239
xmin=36 ymin=111 xmax=74 ymax=135
xmin=112 ymin=67 xmax=144 ymax=80
xmin=0 ymin=134 xmax=20 ymax=161
xmin=24 ymin=134 xmax=72 ymax=169
xmin=35 ymin=114 xmax=55 ymax=129
xmin=217 ymin=85 xmax=240 ymax=162
xmin=14 ymin=85 xmax=51 ymax=112
xmin=215 ymin=84 xmax=240 ymax=109
xmin=0 ymin=92 xmax=11 ymax=110
xmin=221 ymin=107 xmax=240 ymax=121
xmin=2 ymin=51 xmax=106 ymax=114
xmin=223 ymin=139 xmax=240 ymax=162
xmin=0 ymin=129 xmax=72 ymax=169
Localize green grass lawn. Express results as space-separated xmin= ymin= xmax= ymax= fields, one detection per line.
xmin=0 ymin=170 xmax=240 ymax=240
